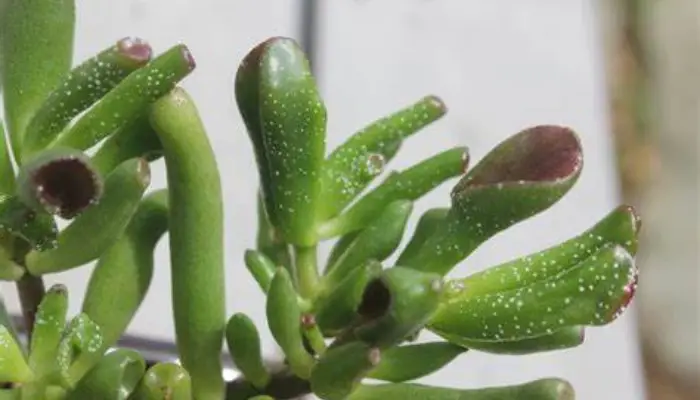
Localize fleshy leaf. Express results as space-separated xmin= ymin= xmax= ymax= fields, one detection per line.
xmin=51 ymin=44 xmax=196 ymax=151
xmin=0 ymin=194 xmax=58 ymax=252
xmin=319 ymin=146 xmax=468 ymax=238
xmin=324 ymin=200 xmax=413 ymax=287
xmin=0 ymin=121 xmax=15 ymax=194
xmin=310 ymin=341 xmax=380 ymax=400
xmin=237 ymin=37 xmax=326 ymax=246
xmin=349 ymin=378 xmax=575 ymax=400
xmin=25 ymin=157 xmax=151 ymax=275
xmin=149 ymin=87 xmax=225 ymax=400
xmin=91 ymin=116 xmax=163 ymax=176
xmin=81 ymin=189 xmax=168 ymax=350
xmin=0 ymin=325 xmax=33 ymax=383
xmin=255 ymin=193 xmax=293 ymax=274
xmin=29 ymin=284 xmax=69 ymax=380
xmin=367 ymin=341 xmax=465 ymax=383
xmin=0 ymin=0 xmax=75 ymax=160
xmin=130 ymin=362 xmax=192 ymax=400
xmin=314 ymin=260 xmax=382 ymax=336
xmin=266 ymin=268 xmax=314 ymax=379
xmin=225 ymin=313 xmax=270 ymax=389
xmin=319 ymin=95 xmax=447 ymax=220
xmin=244 ymin=249 xmax=277 ymax=294
xmin=349 ymin=267 xmax=444 ymax=348
xmin=16 ymin=147 xmax=102 ymax=219
xmin=65 ymin=348 xmax=145 ymax=400
xmin=428 ymin=244 xmax=638 ymax=342
xmin=441 ymin=326 xmax=585 ymax=355
xmin=395 ymin=208 xmax=448 ymax=266
xmin=22 ymin=37 xmax=153 ymax=159
xmin=0 ymin=233 xmax=25 ymax=280
xmin=325 ymin=231 xmax=360 ymax=271
xmin=56 ymin=313 xmax=105 ymax=387
xmin=401 ymin=125 xmax=584 ymax=276
xmin=445 ymin=205 xmax=641 ymax=299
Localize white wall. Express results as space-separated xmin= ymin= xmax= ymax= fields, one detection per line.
xmin=0 ymin=1 xmax=645 ymax=399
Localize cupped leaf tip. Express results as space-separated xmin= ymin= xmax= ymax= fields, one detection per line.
xmin=17 ymin=147 xmax=102 ymax=219
xmin=116 ymin=37 xmax=153 ymax=64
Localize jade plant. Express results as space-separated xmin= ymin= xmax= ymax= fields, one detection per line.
xmin=0 ymin=1 xmax=641 ymax=399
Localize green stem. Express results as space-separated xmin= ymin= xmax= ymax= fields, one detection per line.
xmin=294 ymin=245 xmax=319 ymax=299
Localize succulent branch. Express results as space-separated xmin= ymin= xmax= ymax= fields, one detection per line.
xmin=0 ymin=3 xmax=643 ymax=400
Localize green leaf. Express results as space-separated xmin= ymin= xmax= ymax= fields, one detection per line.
xmin=0 ymin=325 xmax=33 ymax=383
xmin=349 ymin=378 xmax=575 ymax=400
xmin=319 ymin=95 xmax=447 ymax=220
xmin=0 ymin=233 xmax=24 ymax=280
xmin=244 ymin=249 xmax=276 ymax=294
xmin=310 ymin=341 xmax=380 ymax=400
xmin=319 ymin=146 xmax=468 ymax=238
xmin=225 ymin=313 xmax=270 ymax=389
xmin=21 ymin=37 xmax=153 ymax=160
xmin=350 ymin=267 xmax=443 ymax=348
xmin=367 ymin=341 xmax=465 ymax=383
xmin=445 ymin=205 xmax=641 ymax=299
xmin=0 ymin=295 xmax=21 ymax=350
xmin=129 ymin=362 xmax=192 ymax=400
xmin=314 ymin=260 xmax=382 ymax=336
xmin=395 ymin=208 xmax=448 ymax=266
xmin=266 ymin=268 xmax=314 ymax=379
xmin=428 ymin=244 xmax=638 ymax=342
xmin=56 ymin=313 xmax=105 ymax=387
xmin=81 ymin=189 xmax=168 ymax=351
xmin=254 ymin=193 xmax=292 ymax=274
xmin=51 ymin=44 xmax=196 ymax=152
xmin=0 ymin=0 xmax=75 ymax=160
xmin=0 ymin=194 xmax=58 ymax=252
xmin=400 ymin=125 xmax=583 ymax=276
xmin=324 ymin=200 xmax=413 ymax=288
xmin=0 ymin=120 xmax=16 ymax=194
xmin=441 ymin=326 xmax=584 ymax=355
xmin=29 ymin=284 xmax=68 ymax=380
xmin=65 ymin=349 xmax=145 ymax=400
xmin=91 ymin=116 xmax=163 ymax=177
xmin=25 ymin=157 xmax=151 ymax=275
xmin=237 ymin=37 xmax=327 ymax=246
xmin=325 ymin=231 xmax=360 ymax=272
xmin=16 ymin=147 xmax=102 ymax=219
xmin=149 ymin=87 xmax=225 ymax=400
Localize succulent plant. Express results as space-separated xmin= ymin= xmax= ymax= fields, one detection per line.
xmin=0 ymin=1 xmax=641 ymax=399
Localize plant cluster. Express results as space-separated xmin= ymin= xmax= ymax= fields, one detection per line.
xmin=0 ymin=1 xmax=640 ymax=399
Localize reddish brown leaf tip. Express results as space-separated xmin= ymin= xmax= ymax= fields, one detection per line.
xmin=425 ymin=95 xmax=447 ymax=114
xmin=117 ymin=37 xmax=152 ymax=64
xmin=180 ymin=45 xmax=196 ymax=70
xmin=610 ymin=247 xmax=639 ymax=322
xmin=619 ymin=204 xmax=642 ymax=233
xmin=368 ymin=348 xmax=381 ymax=366
xmin=301 ymin=314 xmax=317 ymax=328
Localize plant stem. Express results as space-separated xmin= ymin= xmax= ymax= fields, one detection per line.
xmin=15 ymin=273 xmax=45 ymax=345
xmin=226 ymin=370 xmax=310 ymax=400
xmin=294 ymin=245 xmax=319 ymax=299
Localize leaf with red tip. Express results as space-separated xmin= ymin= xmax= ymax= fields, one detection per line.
xmin=401 ymin=125 xmax=583 ymax=276
xmin=320 ymin=95 xmax=447 ymax=220
xmin=428 ymin=244 xmax=638 ymax=342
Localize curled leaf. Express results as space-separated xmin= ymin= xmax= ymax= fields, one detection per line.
xmin=25 ymin=157 xmax=151 ymax=275
xmin=428 ymin=244 xmax=638 ymax=342
xmin=237 ymin=37 xmax=326 ymax=246
xmin=367 ymin=341 xmax=465 ymax=383
xmin=319 ymin=95 xmax=447 ymax=220
xmin=324 ymin=200 xmax=413 ymax=288
xmin=22 ymin=37 xmax=153 ymax=159
xmin=351 ymin=267 xmax=443 ymax=348
xmin=16 ymin=147 xmax=102 ymax=219
xmin=149 ymin=87 xmax=225 ymax=400
xmin=51 ymin=44 xmax=196 ymax=151
xmin=266 ymin=268 xmax=314 ymax=379
xmin=310 ymin=341 xmax=380 ymax=400
xmin=130 ymin=362 xmax=192 ymax=400
xmin=314 ymin=260 xmax=382 ymax=336
xmin=225 ymin=313 xmax=270 ymax=389
xmin=0 ymin=195 xmax=58 ymax=252
xmin=55 ymin=313 xmax=104 ymax=387
xmin=349 ymin=378 xmax=575 ymax=400
xmin=81 ymin=189 xmax=168 ymax=350
xmin=65 ymin=348 xmax=145 ymax=400
xmin=402 ymin=125 xmax=584 ymax=276
xmin=320 ymin=146 xmax=468 ymax=238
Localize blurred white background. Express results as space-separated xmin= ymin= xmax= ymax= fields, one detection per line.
xmin=0 ymin=1 xmax=647 ymax=399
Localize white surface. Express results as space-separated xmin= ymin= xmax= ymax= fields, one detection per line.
xmin=0 ymin=1 xmax=645 ymax=399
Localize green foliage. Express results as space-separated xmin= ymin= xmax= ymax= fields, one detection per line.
xmin=0 ymin=4 xmax=642 ymax=400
